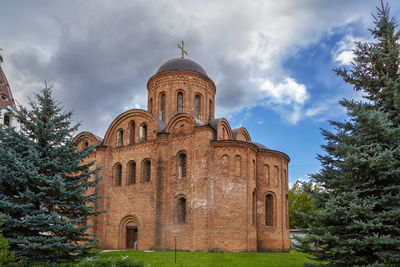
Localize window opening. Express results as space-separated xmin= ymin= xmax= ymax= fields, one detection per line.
xmin=266 ymin=194 xmax=273 ymax=226
xmin=177 ymin=92 xmax=183 ymax=113
xmin=178 ymin=153 xmax=187 ymax=179
xmin=177 ymin=197 xmax=186 ymax=223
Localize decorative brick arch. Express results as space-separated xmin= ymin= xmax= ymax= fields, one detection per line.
xmin=165 ymin=113 xmax=197 ymax=133
xmin=118 ymin=215 xmax=140 ymax=249
xmin=211 ymin=118 xmax=233 ymax=140
xmin=103 ymin=109 xmax=160 ymax=146
xmin=73 ymin=131 xmax=103 ymax=149
xmin=232 ymin=127 xmax=251 ymax=141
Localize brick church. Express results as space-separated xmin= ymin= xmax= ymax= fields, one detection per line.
xmin=75 ymin=53 xmax=291 ymax=252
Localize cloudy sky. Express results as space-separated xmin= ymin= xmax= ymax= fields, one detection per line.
xmin=1 ymin=0 xmax=400 ymax=185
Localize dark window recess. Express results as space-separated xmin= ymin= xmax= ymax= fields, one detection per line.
xmin=178 ymin=197 xmax=186 ymax=223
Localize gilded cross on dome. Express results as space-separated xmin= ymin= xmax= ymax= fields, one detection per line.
xmin=177 ymin=41 xmax=188 ymax=59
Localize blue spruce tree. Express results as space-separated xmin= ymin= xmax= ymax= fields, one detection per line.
xmin=297 ymin=2 xmax=400 ymax=266
xmin=0 ymin=86 xmax=103 ymax=265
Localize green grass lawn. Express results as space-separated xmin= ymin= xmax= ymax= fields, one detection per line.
xmin=98 ymin=250 xmax=319 ymax=267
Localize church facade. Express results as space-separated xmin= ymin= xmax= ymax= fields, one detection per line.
xmin=75 ymin=57 xmax=290 ymax=252
xmin=0 ymin=53 xmax=18 ymax=128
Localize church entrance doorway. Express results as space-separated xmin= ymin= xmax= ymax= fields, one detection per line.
xmin=126 ymin=227 xmax=138 ymax=249
xmin=125 ymin=221 xmax=138 ymax=249
xmin=119 ymin=216 xmax=139 ymax=250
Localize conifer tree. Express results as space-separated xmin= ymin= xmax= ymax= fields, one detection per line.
xmin=297 ymin=2 xmax=400 ymax=266
xmin=0 ymin=86 xmax=103 ymax=265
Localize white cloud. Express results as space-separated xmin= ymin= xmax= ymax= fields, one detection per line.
xmin=257 ymin=77 xmax=309 ymax=124
xmin=332 ymin=34 xmax=368 ymax=65
xmin=260 ymin=78 xmax=309 ymax=105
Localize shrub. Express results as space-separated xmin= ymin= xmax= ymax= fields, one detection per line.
xmin=0 ymin=216 xmax=23 ymax=267
xmin=76 ymin=256 xmax=149 ymax=267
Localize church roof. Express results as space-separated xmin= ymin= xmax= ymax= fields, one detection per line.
xmin=0 ymin=55 xmax=17 ymax=112
xmin=251 ymin=142 xmax=268 ymax=150
xmin=156 ymin=58 xmax=207 ymax=76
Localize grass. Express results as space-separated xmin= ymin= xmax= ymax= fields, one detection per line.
xmin=98 ymin=250 xmax=319 ymax=267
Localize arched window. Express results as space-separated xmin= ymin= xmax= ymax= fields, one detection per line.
xmin=284 ymin=169 xmax=287 ymax=187
xmin=127 ymin=161 xmax=136 ymax=184
xmin=140 ymin=124 xmax=147 ymax=141
xmin=221 ymin=155 xmax=229 ymax=177
xmin=265 ymin=194 xmax=274 ymax=226
xmin=142 ymin=159 xmax=151 ymax=182
xmin=149 ymin=98 xmax=153 ymax=113
xmin=235 ymin=155 xmax=241 ymax=176
xmin=209 ymin=99 xmax=213 ymax=121
xmin=177 ymin=92 xmax=183 ymax=113
xmin=160 ymin=93 xmax=166 ymax=122
xmin=253 ymin=160 xmax=256 ymax=179
xmin=286 ymin=194 xmax=289 ymax=229
xmin=252 ymin=190 xmax=256 ymax=225
xmin=117 ymin=129 xmax=124 ymax=147
xmin=84 ymin=141 xmax=89 ymax=148
xmin=195 ymin=94 xmax=201 ymax=119
xmin=114 ymin=163 xmax=122 ymax=186
xmin=3 ymin=113 xmax=10 ymax=126
xmin=177 ymin=197 xmax=186 ymax=223
xmin=178 ymin=153 xmax=187 ymax=179
xmin=264 ymin=165 xmax=270 ymax=185
xmin=129 ymin=121 xmax=135 ymax=145
xmin=273 ymin=166 xmax=279 ymax=187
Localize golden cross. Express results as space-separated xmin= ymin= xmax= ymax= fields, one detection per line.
xmin=177 ymin=41 xmax=188 ymax=59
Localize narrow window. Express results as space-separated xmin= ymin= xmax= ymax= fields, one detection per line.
xmin=252 ymin=190 xmax=256 ymax=225
xmin=266 ymin=194 xmax=273 ymax=226
xmin=221 ymin=155 xmax=229 ymax=177
xmin=264 ymin=165 xmax=270 ymax=185
xmin=195 ymin=94 xmax=201 ymax=119
xmin=284 ymin=169 xmax=287 ymax=187
xmin=209 ymin=99 xmax=213 ymax=121
xmin=160 ymin=93 xmax=166 ymax=122
xmin=149 ymin=98 xmax=153 ymax=113
xmin=178 ymin=153 xmax=187 ymax=179
xmin=117 ymin=129 xmax=124 ymax=147
xmin=84 ymin=141 xmax=89 ymax=148
xmin=253 ymin=160 xmax=256 ymax=179
xmin=235 ymin=155 xmax=241 ymax=176
xmin=177 ymin=92 xmax=183 ymax=113
xmin=143 ymin=159 xmax=151 ymax=182
xmin=286 ymin=194 xmax=289 ymax=229
xmin=177 ymin=197 xmax=186 ymax=223
xmin=128 ymin=161 xmax=136 ymax=184
xmin=114 ymin=163 xmax=122 ymax=186
xmin=4 ymin=113 xmax=10 ymax=126
xmin=273 ymin=166 xmax=279 ymax=187
xmin=140 ymin=124 xmax=147 ymax=141
xmin=129 ymin=121 xmax=135 ymax=144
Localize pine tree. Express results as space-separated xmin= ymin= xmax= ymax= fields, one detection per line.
xmin=0 ymin=86 xmax=103 ymax=265
xmin=296 ymin=2 xmax=400 ymax=266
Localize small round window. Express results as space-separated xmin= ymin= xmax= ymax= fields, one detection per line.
xmin=1 ymin=94 xmax=9 ymax=102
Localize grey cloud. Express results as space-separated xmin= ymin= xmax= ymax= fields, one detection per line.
xmin=2 ymin=0 xmax=400 ymax=135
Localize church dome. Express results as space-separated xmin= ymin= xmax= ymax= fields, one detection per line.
xmin=156 ymin=58 xmax=207 ymax=76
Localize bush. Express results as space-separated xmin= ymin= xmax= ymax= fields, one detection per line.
xmin=76 ymin=256 xmax=149 ymax=267
xmin=0 ymin=216 xmax=23 ymax=267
